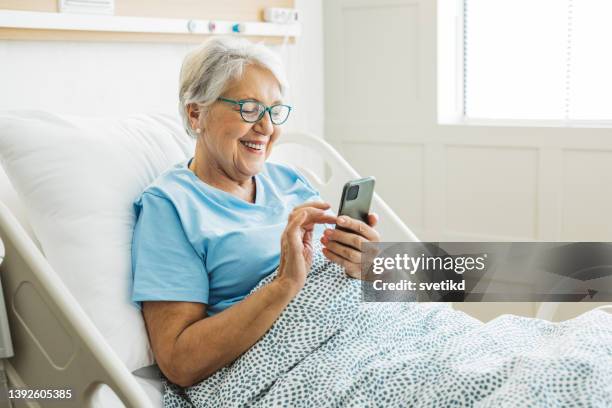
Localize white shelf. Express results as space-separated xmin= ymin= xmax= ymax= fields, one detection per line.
xmin=0 ymin=10 xmax=300 ymax=37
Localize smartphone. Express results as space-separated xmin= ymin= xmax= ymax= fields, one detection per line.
xmin=336 ymin=176 xmax=376 ymax=232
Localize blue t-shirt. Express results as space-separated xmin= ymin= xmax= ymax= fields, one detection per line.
xmin=130 ymin=158 xmax=326 ymax=316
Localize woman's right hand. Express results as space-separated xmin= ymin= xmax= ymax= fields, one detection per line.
xmin=276 ymin=201 xmax=337 ymax=293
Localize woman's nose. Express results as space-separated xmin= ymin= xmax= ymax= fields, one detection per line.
xmin=253 ymin=111 xmax=274 ymax=135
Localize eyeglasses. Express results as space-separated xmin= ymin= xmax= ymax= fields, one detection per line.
xmin=217 ymin=97 xmax=292 ymax=125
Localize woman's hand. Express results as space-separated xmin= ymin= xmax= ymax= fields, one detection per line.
xmin=320 ymin=213 xmax=381 ymax=279
xmin=276 ymin=201 xmax=337 ymax=293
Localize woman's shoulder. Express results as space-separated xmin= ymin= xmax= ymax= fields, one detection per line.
xmin=135 ymin=158 xmax=195 ymax=207
xmin=263 ymin=161 xmax=318 ymax=194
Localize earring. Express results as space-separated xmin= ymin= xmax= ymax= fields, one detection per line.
xmin=196 ymin=128 xmax=201 ymax=134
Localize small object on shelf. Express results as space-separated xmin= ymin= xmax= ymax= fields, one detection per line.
xmin=186 ymin=19 xmax=198 ymax=33
xmin=264 ymin=7 xmax=299 ymax=24
xmin=187 ymin=20 xmax=216 ymax=34
xmin=232 ymin=23 xmax=247 ymax=33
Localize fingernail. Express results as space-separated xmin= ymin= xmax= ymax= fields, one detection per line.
xmin=324 ymin=229 xmax=332 ymax=236
xmin=338 ymin=216 xmax=346 ymax=224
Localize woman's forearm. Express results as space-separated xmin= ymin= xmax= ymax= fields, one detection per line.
xmin=169 ymin=277 xmax=299 ymax=387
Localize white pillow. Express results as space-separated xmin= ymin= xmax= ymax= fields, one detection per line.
xmin=0 ymin=110 xmax=194 ymax=372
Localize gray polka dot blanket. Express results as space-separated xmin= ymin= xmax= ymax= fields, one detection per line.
xmin=163 ymin=242 xmax=612 ymax=407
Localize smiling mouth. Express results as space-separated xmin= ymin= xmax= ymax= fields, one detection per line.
xmin=240 ymin=140 xmax=266 ymax=153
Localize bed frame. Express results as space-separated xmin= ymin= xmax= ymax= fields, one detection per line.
xmin=0 ymin=132 xmax=418 ymax=407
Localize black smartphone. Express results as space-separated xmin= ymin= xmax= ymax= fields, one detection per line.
xmin=336 ymin=176 xmax=376 ymax=232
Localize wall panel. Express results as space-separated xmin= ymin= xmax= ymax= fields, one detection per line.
xmin=341 ymin=3 xmax=419 ymax=123
xmin=561 ymin=149 xmax=612 ymax=240
xmin=445 ymin=146 xmax=539 ymax=240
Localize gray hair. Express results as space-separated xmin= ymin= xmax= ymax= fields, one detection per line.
xmin=178 ymin=36 xmax=289 ymax=138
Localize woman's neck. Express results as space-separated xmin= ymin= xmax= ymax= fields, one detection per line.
xmin=189 ymin=143 xmax=256 ymax=204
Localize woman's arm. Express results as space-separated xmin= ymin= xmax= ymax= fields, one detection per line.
xmin=143 ymin=202 xmax=336 ymax=388
xmin=143 ymin=277 xmax=298 ymax=387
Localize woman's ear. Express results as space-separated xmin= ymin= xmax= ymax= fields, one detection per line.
xmin=187 ymin=103 xmax=201 ymax=132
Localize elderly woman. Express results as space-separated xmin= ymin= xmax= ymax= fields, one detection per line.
xmin=130 ymin=37 xmax=380 ymax=388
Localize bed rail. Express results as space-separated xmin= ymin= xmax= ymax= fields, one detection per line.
xmin=0 ymin=201 xmax=152 ymax=407
xmin=277 ymin=131 xmax=419 ymax=243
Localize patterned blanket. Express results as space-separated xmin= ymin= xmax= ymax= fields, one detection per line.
xmin=163 ymin=242 xmax=612 ymax=407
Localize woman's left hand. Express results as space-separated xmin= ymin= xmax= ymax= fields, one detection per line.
xmin=320 ymin=213 xmax=381 ymax=279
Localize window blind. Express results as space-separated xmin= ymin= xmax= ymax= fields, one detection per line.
xmin=465 ymin=0 xmax=612 ymax=121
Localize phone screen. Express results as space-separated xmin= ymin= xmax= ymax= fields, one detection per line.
xmin=336 ymin=176 xmax=375 ymax=230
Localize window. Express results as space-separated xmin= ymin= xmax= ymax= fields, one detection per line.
xmin=464 ymin=0 xmax=612 ymax=123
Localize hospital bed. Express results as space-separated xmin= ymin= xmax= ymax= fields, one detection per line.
xmin=0 ymin=120 xmax=420 ymax=407
xmin=0 ymin=115 xmax=609 ymax=408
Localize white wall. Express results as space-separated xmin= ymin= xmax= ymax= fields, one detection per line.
xmin=323 ymin=0 xmax=612 ymax=321
xmin=0 ymin=0 xmax=324 ymax=138
xmin=324 ymin=0 xmax=612 ymax=242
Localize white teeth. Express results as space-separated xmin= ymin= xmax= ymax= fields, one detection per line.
xmin=241 ymin=141 xmax=265 ymax=150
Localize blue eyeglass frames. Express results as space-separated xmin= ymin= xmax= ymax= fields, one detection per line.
xmin=217 ymin=97 xmax=292 ymax=125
